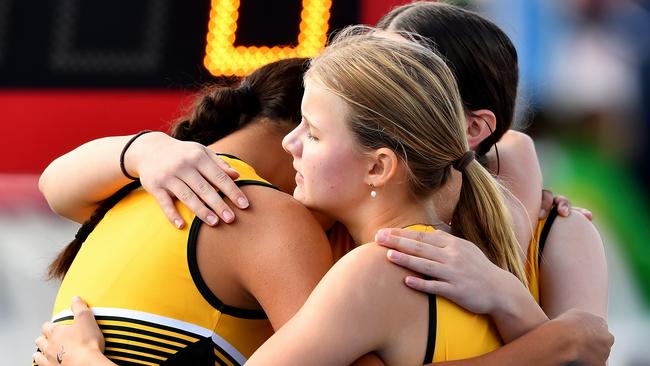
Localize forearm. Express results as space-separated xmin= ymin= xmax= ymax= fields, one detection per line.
xmin=432 ymin=319 xmax=577 ymax=366
xmin=39 ymin=133 xmax=158 ymax=222
xmin=488 ymin=272 xmax=548 ymax=343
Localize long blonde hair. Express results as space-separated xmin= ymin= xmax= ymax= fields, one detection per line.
xmin=307 ymin=27 xmax=526 ymax=283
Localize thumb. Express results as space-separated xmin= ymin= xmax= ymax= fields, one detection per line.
xmin=71 ymin=296 xmax=95 ymax=323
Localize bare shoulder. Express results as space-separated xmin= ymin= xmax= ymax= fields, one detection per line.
xmin=328 ymin=243 xmax=421 ymax=299
xmin=545 ymin=212 xmax=603 ymax=253
xmin=202 ymin=185 xmax=330 ymax=251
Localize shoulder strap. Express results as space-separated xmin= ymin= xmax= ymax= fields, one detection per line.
xmin=538 ymin=204 xmax=559 ymax=265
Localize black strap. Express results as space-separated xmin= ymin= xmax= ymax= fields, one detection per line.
xmin=423 ymin=275 xmax=437 ymax=363
xmin=538 ymin=204 xmax=559 ymax=265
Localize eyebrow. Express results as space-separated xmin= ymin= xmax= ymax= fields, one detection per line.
xmin=302 ymin=113 xmax=321 ymax=131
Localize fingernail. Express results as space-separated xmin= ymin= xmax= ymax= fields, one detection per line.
xmin=72 ymin=295 xmax=80 ymax=302
xmin=174 ymin=219 xmax=184 ymax=229
xmin=405 ymin=277 xmax=417 ymax=286
xmin=237 ymin=196 xmax=249 ymax=209
xmin=376 ymin=229 xmax=389 ymax=242
xmin=206 ymin=214 xmax=218 ymax=225
xmin=387 ymin=250 xmax=401 ymax=260
xmin=222 ymin=210 xmax=234 ymax=223
xmin=539 ymin=209 xmax=546 ymax=217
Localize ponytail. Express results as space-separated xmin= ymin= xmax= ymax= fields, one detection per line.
xmin=48 ymin=181 xmax=141 ymax=280
xmin=451 ymin=161 xmax=527 ymax=283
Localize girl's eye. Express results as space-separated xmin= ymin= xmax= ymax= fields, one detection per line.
xmin=306 ymin=133 xmax=318 ymax=141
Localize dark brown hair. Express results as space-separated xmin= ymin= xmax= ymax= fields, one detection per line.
xmin=378 ymin=2 xmax=519 ymax=157
xmin=48 ymin=58 xmax=309 ymax=279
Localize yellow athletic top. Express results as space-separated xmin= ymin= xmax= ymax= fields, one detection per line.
xmin=52 ymin=154 xmax=277 ymax=366
xmin=404 ymin=225 xmax=502 ymax=363
xmin=525 ymin=204 xmax=559 ymax=303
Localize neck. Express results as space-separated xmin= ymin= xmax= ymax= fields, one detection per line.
xmin=339 ymin=173 xmax=462 ymax=245
xmin=339 ymin=190 xmax=442 ymax=246
xmin=207 ymin=120 xmax=296 ymax=194
xmin=431 ymin=169 xmax=462 ymax=224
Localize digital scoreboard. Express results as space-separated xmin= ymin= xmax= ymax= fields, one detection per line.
xmin=0 ymin=0 xmax=358 ymax=87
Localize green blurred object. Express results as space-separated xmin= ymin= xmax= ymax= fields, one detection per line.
xmin=545 ymin=141 xmax=650 ymax=306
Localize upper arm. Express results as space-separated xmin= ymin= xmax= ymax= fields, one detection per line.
xmin=246 ymin=245 xmax=407 ymax=366
xmin=234 ymin=192 xmax=335 ymax=330
xmin=539 ymin=214 xmax=608 ymax=318
xmin=493 ymin=131 xmax=542 ymax=236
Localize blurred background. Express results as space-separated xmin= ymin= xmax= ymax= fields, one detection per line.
xmin=1 ymin=0 xmax=648 ymax=364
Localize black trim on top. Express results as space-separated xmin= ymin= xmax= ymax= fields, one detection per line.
xmin=187 ymin=178 xmax=281 ymax=319
xmin=538 ymin=204 xmax=559 ymax=266
xmin=424 ymin=292 xmax=437 ymax=363
xmin=187 ymin=217 xmax=267 ymax=319
xmin=216 ymin=152 xmax=243 ymax=161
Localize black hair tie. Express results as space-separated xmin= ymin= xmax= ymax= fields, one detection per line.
xmin=452 ymin=151 xmax=475 ymax=171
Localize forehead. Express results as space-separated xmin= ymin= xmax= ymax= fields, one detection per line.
xmin=302 ymin=78 xmax=350 ymax=129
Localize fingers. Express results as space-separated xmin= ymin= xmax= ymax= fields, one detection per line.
xmin=377 ymin=233 xmax=448 ymax=265
xmin=162 ymin=178 xmax=222 ymax=226
xmin=41 ymin=322 xmax=55 ymax=338
xmin=540 ymin=189 xmax=554 ymax=219
xmin=386 ymin=250 xmax=450 ymax=280
xmin=149 ymin=188 xmax=187 ymax=229
xmin=573 ymin=207 xmax=594 ymax=221
xmin=205 ymin=156 xmax=249 ymax=210
xmin=33 ymin=351 xmax=51 ymax=366
xmin=552 ymin=195 xmax=571 ymax=217
xmin=211 ymin=154 xmax=240 ymax=180
xmin=181 ymin=171 xmax=237 ymax=224
xmin=35 ymin=335 xmax=48 ymax=352
xmin=71 ymin=296 xmax=94 ymax=321
xmin=376 ymin=228 xmax=448 ymax=249
xmin=403 ymin=276 xmax=452 ymax=296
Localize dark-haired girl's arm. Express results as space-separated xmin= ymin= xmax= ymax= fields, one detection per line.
xmin=39 ymin=132 xmax=248 ymax=227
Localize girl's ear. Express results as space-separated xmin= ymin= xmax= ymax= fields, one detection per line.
xmin=365 ymin=147 xmax=399 ymax=188
xmin=466 ymin=109 xmax=496 ymax=150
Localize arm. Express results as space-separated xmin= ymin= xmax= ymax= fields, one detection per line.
xmin=490 ymin=130 xmax=542 ymax=240
xmin=433 ymin=309 xmax=613 ymax=366
xmin=247 ymin=245 xmax=408 ymax=366
xmin=540 ymin=214 xmax=608 ymax=319
xmin=376 ymin=229 xmax=547 ymax=343
xmin=39 ymin=132 xmax=247 ymax=227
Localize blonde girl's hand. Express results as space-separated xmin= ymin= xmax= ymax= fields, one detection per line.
xmin=126 ymin=132 xmax=250 ymax=228
xmin=33 ymin=297 xmax=109 ymax=366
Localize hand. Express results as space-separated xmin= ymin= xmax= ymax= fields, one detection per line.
xmin=539 ymin=189 xmax=593 ymax=221
xmin=554 ymin=309 xmax=613 ymax=365
xmin=127 ymin=132 xmax=250 ymax=228
xmin=375 ymin=228 xmax=518 ymax=315
xmin=33 ymin=297 xmax=106 ymax=366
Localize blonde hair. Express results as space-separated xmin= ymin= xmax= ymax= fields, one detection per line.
xmin=307 ymin=27 xmax=526 ymax=283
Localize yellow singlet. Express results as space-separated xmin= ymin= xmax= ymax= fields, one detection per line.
xmin=404 ymin=224 xmax=502 ymax=363
xmin=525 ymin=204 xmax=559 ymax=303
xmin=51 ymin=154 xmax=277 ymax=366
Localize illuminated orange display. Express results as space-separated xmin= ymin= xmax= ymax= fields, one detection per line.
xmin=204 ymin=0 xmax=331 ymax=76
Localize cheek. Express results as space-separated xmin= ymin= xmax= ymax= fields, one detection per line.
xmin=305 ymin=145 xmax=363 ymax=194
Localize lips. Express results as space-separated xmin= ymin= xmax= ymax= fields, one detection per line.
xmin=295 ymin=171 xmax=304 ymax=185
